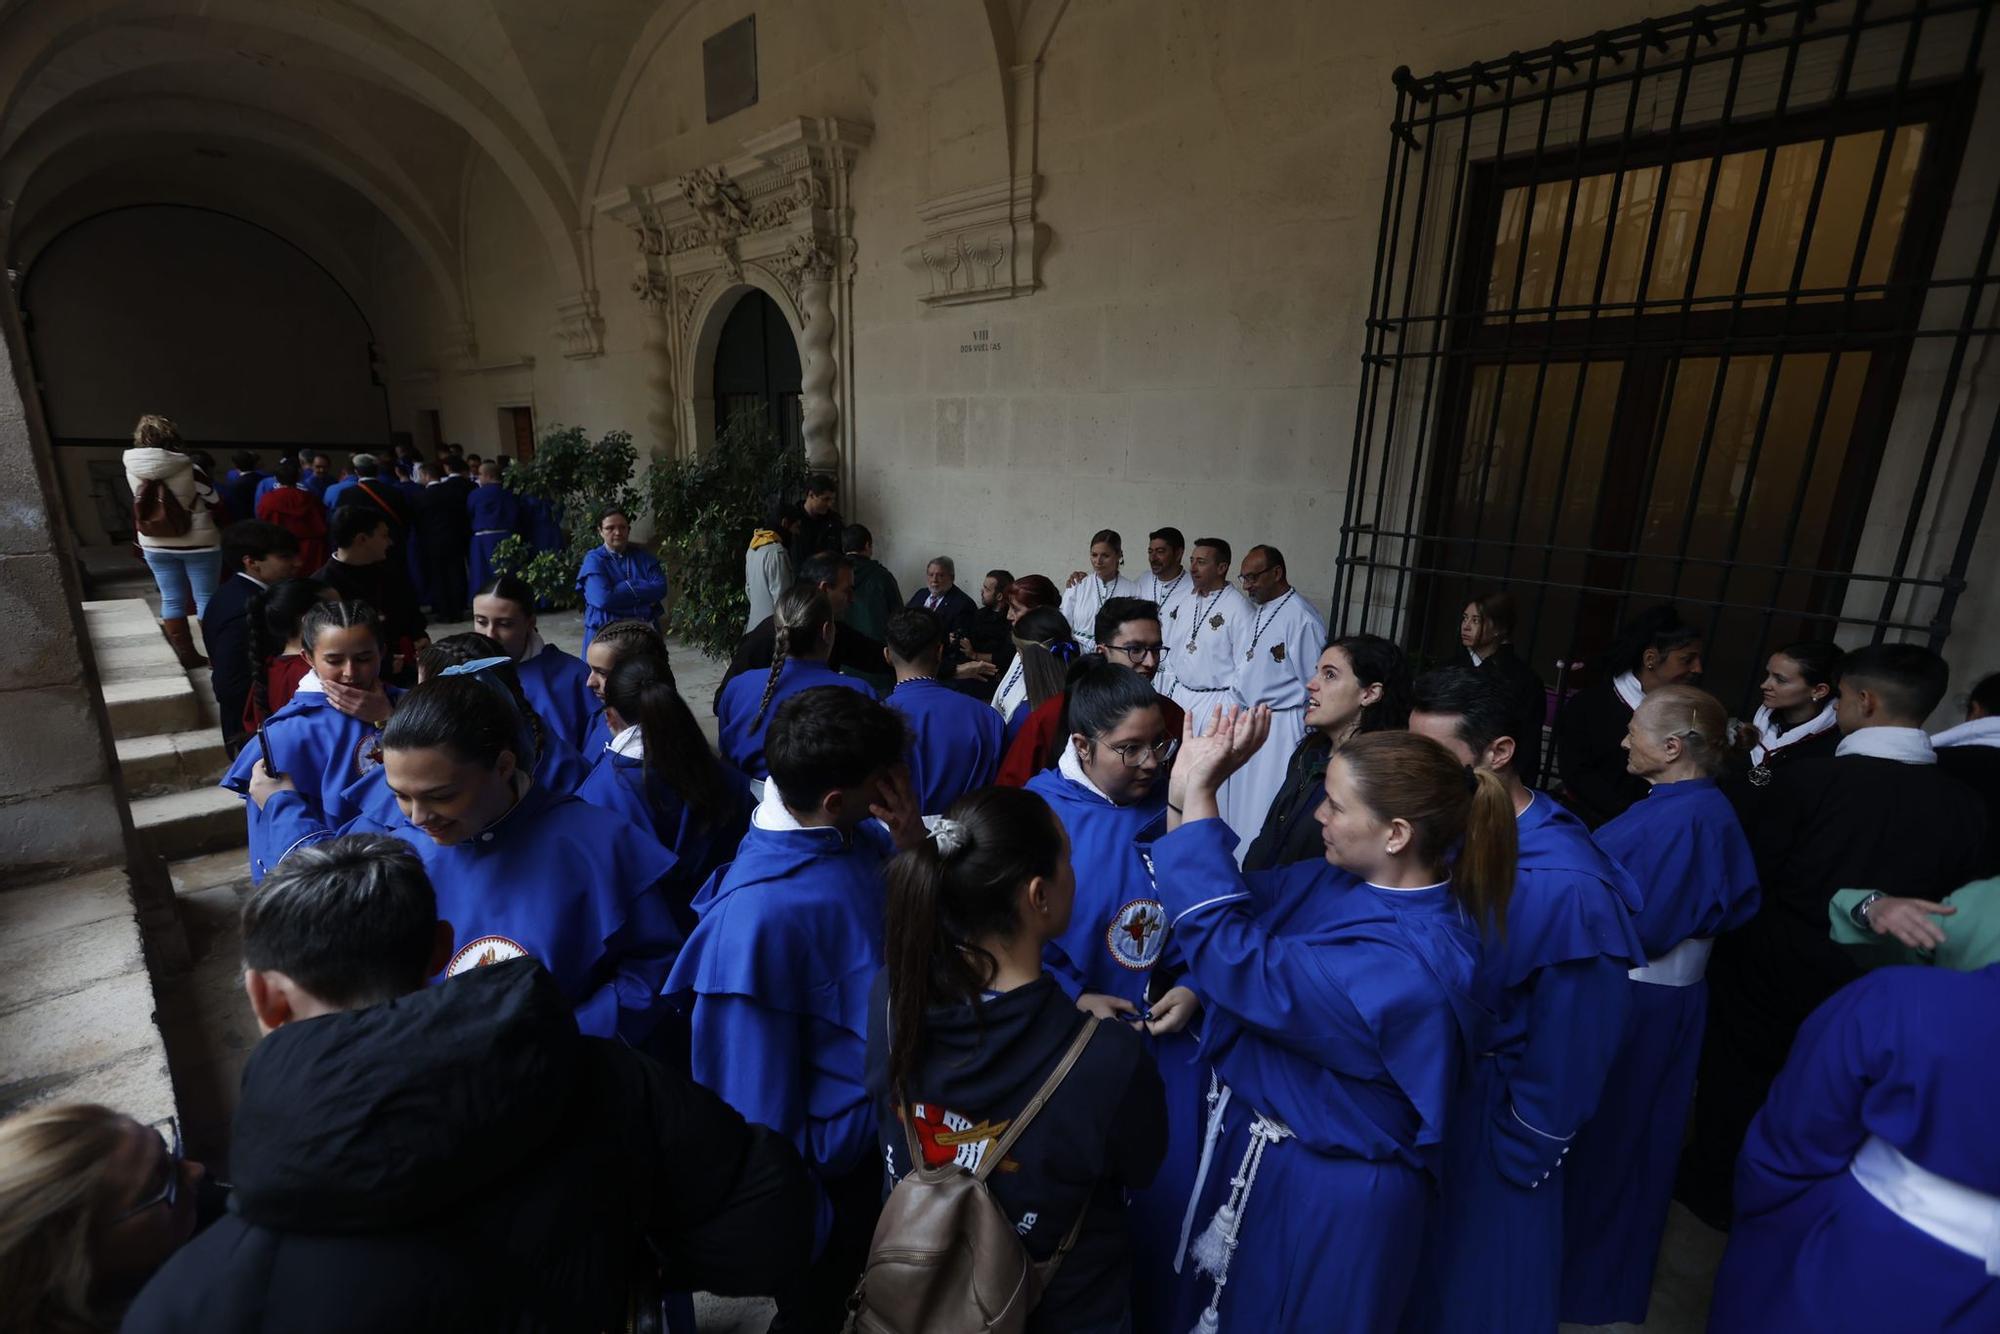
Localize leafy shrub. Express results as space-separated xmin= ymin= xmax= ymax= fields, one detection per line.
xmin=493 ymin=425 xmax=639 ymax=607
xmin=642 ymin=411 xmax=808 ymax=659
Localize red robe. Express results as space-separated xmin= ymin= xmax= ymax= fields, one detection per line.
xmin=256 ymin=486 xmax=327 ymax=573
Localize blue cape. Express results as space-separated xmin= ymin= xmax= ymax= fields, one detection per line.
xmin=1023 ymin=766 xmax=1171 ymax=1007
xmin=887 ymin=677 xmax=1005 ymax=815
xmin=715 ymin=659 xmax=877 ymax=781
xmin=515 ymin=644 xmax=595 ymax=753
xmin=576 ymin=749 xmax=754 ymax=927
xmin=1593 ymin=778 xmax=1760 ymax=958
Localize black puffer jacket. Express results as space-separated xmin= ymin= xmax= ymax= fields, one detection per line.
xmin=124 ymin=960 xmax=813 ymax=1333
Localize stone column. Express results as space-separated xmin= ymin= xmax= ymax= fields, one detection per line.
xmin=787 ymin=236 xmax=839 ymax=472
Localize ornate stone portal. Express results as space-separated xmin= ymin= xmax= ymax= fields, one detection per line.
xmin=600 ymin=117 xmax=870 ymax=474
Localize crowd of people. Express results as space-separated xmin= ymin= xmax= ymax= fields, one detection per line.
xmin=9 ymin=438 xmax=1999 ymax=1333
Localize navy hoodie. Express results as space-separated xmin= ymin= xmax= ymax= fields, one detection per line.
xmin=864 ymin=971 xmax=1166 ymax=1331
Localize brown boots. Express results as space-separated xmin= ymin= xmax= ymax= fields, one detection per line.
xmin=160 ymin=616 xmax=209 ymax=669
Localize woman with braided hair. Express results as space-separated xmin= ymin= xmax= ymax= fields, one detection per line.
xmin=579 ymin=617 xmax=668 ymax=754
xmin=240 ymin=577 xmax=334 ymax=733
xmin=997 ymin=606 xmax=1082 ymax=748
xmin=715 ymin=584 xmax=876 ymax=781
xmin=221 ymin=599 xmax=402 ymax=882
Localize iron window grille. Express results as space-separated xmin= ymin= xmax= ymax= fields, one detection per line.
xmin=1333 ymin=0 xmax=2000 ymax=716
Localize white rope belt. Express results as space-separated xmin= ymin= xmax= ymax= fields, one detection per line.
xmin=1177 ymin=1075 xmax=1293 ymax=1333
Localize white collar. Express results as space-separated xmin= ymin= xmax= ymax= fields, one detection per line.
xmin=1466 ymin=648 xmax=1484 ymax=666
xmin=1612 ymin=671 xmax=1645 ymax=712
xmin=294 ymin=670 xmax=324 ymax=695
xmin=1751 ymin=701 xmax=1838 ymax=765
xmin=752 ymin=779 xmax=809 ymax=831
xmin=1365 ymin=878 xmax=1450 ymax=894
xmin=516 ymin=630 xmax=546 ymax=663
xmin=1933 ymin=716 xmax=2000 ymax=750
xmin=1057 ymin=737 xmax=1119 ymax=805
xmin=1836 ymin=726 xmax=1937 ymax=765
xmin=237 ymin=571 xmax=269 ymax=590
xmin=609 ymin=723 xmax=644 ymax=758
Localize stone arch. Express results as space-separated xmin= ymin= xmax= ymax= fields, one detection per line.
xmin=0 ymin=0 xmax=586 ymax=292
xmin=684 ymin=265 xmax=806 ymax=456
xmin=1 ymin=96 xmax=465 ymax=324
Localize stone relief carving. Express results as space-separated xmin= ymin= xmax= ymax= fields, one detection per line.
xmin=902 ymin=175 xmax=1047 ymax=306
xmin=550 ymin=290 xmax=605 ymax=360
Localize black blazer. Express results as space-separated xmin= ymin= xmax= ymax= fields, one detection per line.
xmin=906 ymin=584 xmax=978 ymax=640
xmin=1552 ymin=677 xmax=1648 ymax=826
xmin=1464 ymin=645 xmax=1548 ymax=786
xmin=201 ymin=572 xmax=262 ymax=738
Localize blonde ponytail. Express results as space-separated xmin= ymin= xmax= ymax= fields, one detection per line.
xmin=1455 ymin=767 xmax=1518 ymax=936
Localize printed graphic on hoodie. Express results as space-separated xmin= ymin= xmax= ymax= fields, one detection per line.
xmin=909 ymin=1103 xmax=1013 ymax=1173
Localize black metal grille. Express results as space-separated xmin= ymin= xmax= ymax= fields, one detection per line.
xmin=1333 ymin=0 xmax=2000 ymax=715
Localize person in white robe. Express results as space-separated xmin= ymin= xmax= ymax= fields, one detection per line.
xmin=1218 ymin=544 xmax=1326 ymax=864
xmin=1137 ymin=525 xmax=1198 ymax=694
xmin=1060 ymin=528 xmax=1140 ymax=649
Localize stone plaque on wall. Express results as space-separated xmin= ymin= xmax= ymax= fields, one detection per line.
xmin=704 ymin=16 xmax=758 ymax=124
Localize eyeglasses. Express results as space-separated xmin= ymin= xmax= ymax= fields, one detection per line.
xmin=1096 ymin=738 xmax=1179 ymax=768
xmin=1237 ymin=568 xmax=1271 ymax=583
xmin=1103 ymin=642 xmax=1162 ymax=661
xmin=110 ymin=1117 xmax=183 ymax=1224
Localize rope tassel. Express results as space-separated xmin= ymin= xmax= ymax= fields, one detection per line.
xmin=1185 ymin=1112 xmax=1292 ymax=1334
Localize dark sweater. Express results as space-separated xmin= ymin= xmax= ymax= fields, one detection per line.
xmin=124 ymin=961 xmax=813 ymax=1333
xmin=864 ymin=972 xmax=1165 ymax=1333
xmin=1553 ymin=678 xmax=1647 ymax=826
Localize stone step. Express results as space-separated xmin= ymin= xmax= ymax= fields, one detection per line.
xmin=116 ymin=729 xmax=229 ymax=799
xmin=133 ymin=787 xmax=244 ymax=861
xmin=0 ymin=866 xmax=177 ymax=1122
xmin=102 ymin=676 xmax=201 ymax=740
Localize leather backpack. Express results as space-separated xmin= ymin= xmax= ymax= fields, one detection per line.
xmin=132 ymin=475 xmax=193 ymax=539
xmin=844 ymin=1017 xmax=1099 ymax=1334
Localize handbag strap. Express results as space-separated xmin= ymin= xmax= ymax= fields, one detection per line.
xmin=974 ymin=1016 xmax=1098 ymax=1184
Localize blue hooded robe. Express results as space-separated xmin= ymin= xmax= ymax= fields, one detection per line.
xmin=576 ymin=545 xmax=668 ymax=649
xmin=887 ymin=676 xmax=1005 ymax=815
xmin=466 ymin=483 xmax=521 ymax=592
xmin=715 ymin=659 xmax=876 ymax=781
xmin=1153 ymin=817 xmax=1487 ymax=1333
xmin=1408 ymin=792 xmax=1646 ymax=1334
xmin=1711 ymin=963 xmax=2000 ymax=1333
xmin=1561 ymin=777 xmax=1759 ymax=1324
xmin=577 ymin=742 xmax=754 ymax=932
xmin=514 ymin=641 xmax=595 ymax=754
xmin=252 ymin=782 xmax=679 ymax=1046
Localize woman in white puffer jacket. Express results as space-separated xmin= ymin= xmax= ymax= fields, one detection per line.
xmin=122 ymin=414 xmax=221 ymax=668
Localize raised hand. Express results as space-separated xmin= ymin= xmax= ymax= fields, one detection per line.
xmin=869 ymin=764 xmax=927 ymax=852
xmin=321 ymin=678 xmax=393 ymax=725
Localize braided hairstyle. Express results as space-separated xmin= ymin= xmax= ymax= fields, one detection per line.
xmin=299 ymin=598 xmax=384 ymax=655
xmin=605 ymin=650 xmax=731 ymax=829
xmin=1010 ymin=607 xmax=1080 ymax=716
xmin=246 ymin=577 xmax=329 ymax=726
xmin=753 ymin=584 xmax=837 ymax=729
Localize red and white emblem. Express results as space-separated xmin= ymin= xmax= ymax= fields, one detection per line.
xmin=1107 ymin=898 xmax=1167 ymax=971
xmin=909 ymin=1103 xmax=1009 ymax=1171
xmin=446 ymin=934 xmax=529 ymax=976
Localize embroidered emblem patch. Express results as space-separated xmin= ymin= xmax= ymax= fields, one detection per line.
xmin=1209 ymin=614 xmax=1225 ymax=629
xmin=446 ymin=934 xmax=529 ymax=976
xmin=909 ymin=1103 xmax=1010 ymax=1171
xmin=1271 ymin=642 xmax=1287 ymax=662
xmin=353 ymin=736 xmax=383 ymax=775
xmin=1107 ymin=898 xmax=1167 ymax=970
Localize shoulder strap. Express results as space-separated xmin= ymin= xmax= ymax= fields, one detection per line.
xmin=355 ymin=482 xmax=405 ymax=528
xmin=974 ymin=1016 xmax=1097 ymax=1184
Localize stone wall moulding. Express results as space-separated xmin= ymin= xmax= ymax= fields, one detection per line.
xmin=596 ymin=117 xmax=872 ymax=476
xmin=552 ymin=290 xmax=606 ymax=360
xmin=901 ymin=176 xmax=1048 ymax=307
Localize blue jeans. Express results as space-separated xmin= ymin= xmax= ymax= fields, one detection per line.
xmin=141 ymin=546 xmax=223 ymax=618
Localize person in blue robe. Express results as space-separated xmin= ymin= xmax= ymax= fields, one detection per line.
xmin=472 ymin=573 xmax=596 ymax=751
xmin=466 ymin=463 xmax=521 ymax=593
xmin=244 ymin=671 xmax=680 ymax=1048
xmin=1405 ymin=667 xmax=1645 ymax=1334
xmin=579 ymin=618 xmax=668 ymax=758
xmin=220 ymin=599 xmax=400 ymax=882
xmin=332 ymin=641 xmax=592 ymax=827
xmin=1149 ymin=706 xmax=1508 ymax=1333
xmin=1710 ymin=961 xmax=2000 ymax=1332
xmin=716 ymin=586 xmax=875 ymax=782
xmin=662 ymin=685 xmax=920 ymax=1332
xmin=576 ymin=507 xmax=668 ymax=650
xmin=1021 ymin=661 xmax=1203 ymax=1332
xmin=883 ymin=607 xmax=1004 ymax=814
xmin=1559 ymin=687 xmax=1759 ymax=1325
xmin=581 ymin=650 xmax=754 ymax=932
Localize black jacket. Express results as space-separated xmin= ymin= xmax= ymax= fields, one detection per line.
xmin=791 ymin=509 xmax=846 ymax=567
xmin=419 ymin=476 xmax=476 ymax=550
xmin=1243 ymin=730 xmax=1333 ymax=872
xmin=905 ymin=585 xmax=978 ymax=641
xmin=314 ymin=556 xmax=427 ymax=645
xmin=1552 ymin=677 xmax=1647 ymax=826
xmin=864 ymin=973 xmax=1165 ymax=1333
xmin=1937 ymin=744 xmax=2000 ymax=879
xmin=200 ymin=573 xmax=262 ymax=743
xmin=123 ymin=961 xmax=813 ymax=1334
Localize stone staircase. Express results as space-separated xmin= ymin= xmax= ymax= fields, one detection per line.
xmin=85 ymin=599 xmax=244 ymax=861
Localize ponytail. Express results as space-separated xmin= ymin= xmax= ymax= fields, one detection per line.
xmin=1455 ymin=768 xmax=1517 ymax=935
xmin=606 ymin=651 xmax=731 ymax=828
xmin=248 ymin=578 xmax=327 ymax=726
xmin=1337 ymin=732 xmax=1516 ymax=936
xmin=883 ymin=787 xmax=1064 ymax=1102
xmin=753 ymin=585 xmax=834 ymax=729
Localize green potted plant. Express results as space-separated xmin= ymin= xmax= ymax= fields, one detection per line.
xmin=492 ymin=425 xmax=639 ymax=607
